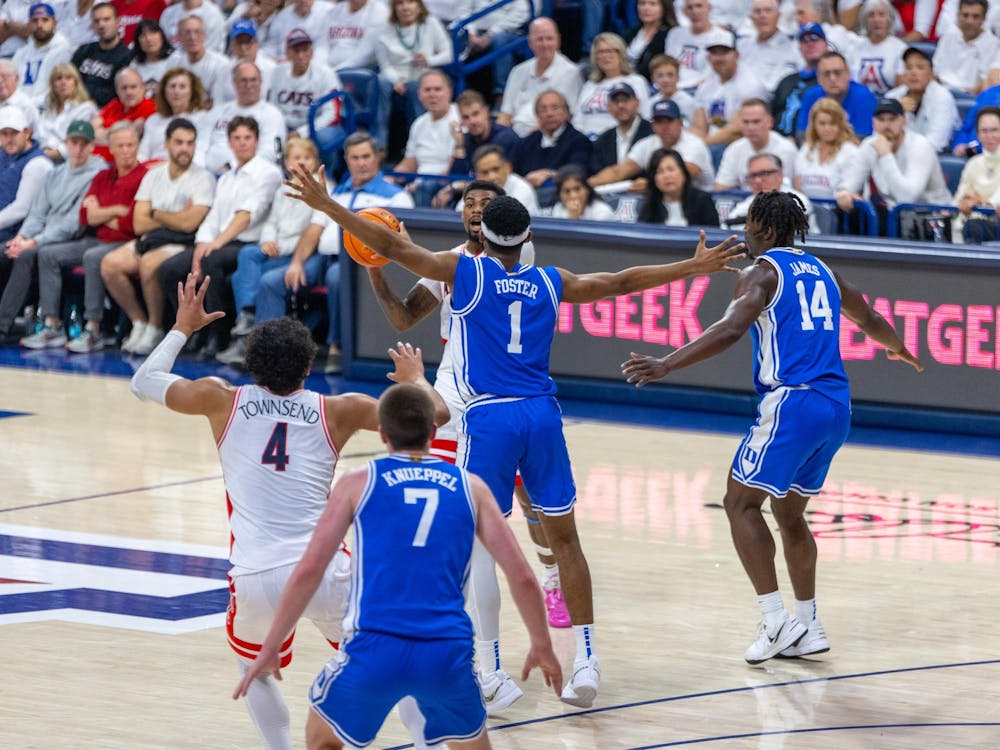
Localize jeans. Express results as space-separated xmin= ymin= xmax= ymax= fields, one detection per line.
xmin=255 ymin=252 xmax=327 ymax=323
xmin=230 ymin=245 xmax=292 ymax=312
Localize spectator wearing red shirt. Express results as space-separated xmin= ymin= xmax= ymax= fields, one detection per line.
xmin=111 ymin=0 xmax=167 ymax=45
xmin=34 ymin=121 xmax=149 ymax=353
xmin=92 ymin=67 xmax=156 ymax=162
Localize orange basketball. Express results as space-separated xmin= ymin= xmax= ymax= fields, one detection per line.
xmin=343 ymin=207 xmax=399 ymax=267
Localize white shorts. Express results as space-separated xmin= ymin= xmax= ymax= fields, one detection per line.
xmin=226 ymin=549 xmax=351 ymax=667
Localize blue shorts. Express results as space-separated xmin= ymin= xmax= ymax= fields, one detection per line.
xmin=458 ymin=395 xmax=577 ymax=516
xmin=309 ymin=631 xmax=486 ymax=748
xmin=731 ymin=387 xmax=851 ymax=499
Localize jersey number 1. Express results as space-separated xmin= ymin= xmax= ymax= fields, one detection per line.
xmin=262 ymin=422 xmax=290 ymax=471
xmin=404 ymin=488 xmax=439 ymax=547
xmin=507 ymin=300 xmax=523 ymax=353
xmin=795 ymin=279 xmax=834 ymax=331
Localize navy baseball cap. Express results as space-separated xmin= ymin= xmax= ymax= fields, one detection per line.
xmin=651 ymin=99 xmax=681 ymax=120
xmin=29 ymin=2 xmax=55 ymax=17
xmin=608 ymin=81 xmax=637 ymax=99
xmin=874 ymin=97 xmax=904 ymax=117
xmin=798 ymin=22 xmax=826 ymax=41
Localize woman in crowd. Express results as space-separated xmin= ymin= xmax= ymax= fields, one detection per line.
xmin=794 ymin=97 xmax=859 ymax=199
xmin=131 ymin=19 xmax=175 ymax=99
xmin=849 ymin=0 xmax=905 ymax=94
xmin=36 ymin=63 xmax=98 ymax=163
xmin=638 ymin=148 xmax=719 ymax=226
xmin=138 ymin=68 xmax=213 ymax=166
xmin=623 ymin=0 xmax=677 ymax=81
xmin=573 ymin=32 xmax=651 ymax=139
xmin=550 ymin=165 xmax=617 ymax=221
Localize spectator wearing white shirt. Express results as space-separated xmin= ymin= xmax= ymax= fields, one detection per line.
xmin=225 ymin=0 xmax=283 ymax=58
xmin=169 ymin=14 xmax=231 ymax=106
xmin=647 ymin=53 xmax=697 ymax=124
xmin=204 ymin=61 xmax=287 ymax=175
xmin=794 ymin=95 xmax=859 ymax=198
xmin=60 ymin=0 xmax=97 ymax=49
xmin=551 ymin=164 xmax=618 ymax=221
xmin=35 ymin=62 xmax=96 ymax=162
xmin=886 ymin=46 xmax=960 ymax=152
xmin=738 ymin=0 xmax=800 ymax=93
xmin=836 ymin=96 xmax=952 ymax=214
xmin=498 ymin=17 xmax=582 ymax=138
xmin=323 ymin=0 xmax=388 ymax=70
xmin=714 ymin=99 xmax=799 ymax=189
xmin=665 ymin=0 xmax=721 ymax=89
xmin=691 ymin=28 xmax=770 ymax=145
xmin=264 ymin=0 xmax=332 ymax=61
xmin=793 ymin=0 xmax=861 ymax=58
xmin=159 ymin=115 xmax=283 ymax=357
xmin=935 ymin=0 xmax=997 ymax=93
xmin=954 ymin=105 xmax=1000 ymax=241
xmin=573 ymin=32 xmax=651 ymax=140
xmin=129 ymin=19 xmax=176 ymax=99
xmin=394 ymin=69 xmax=459 ymax=204
xmin=11 ymin=3 xmax=72 ymax=107
xmin=159 ymin=0 xmax=226 ymax=53
xmin=455 ymin=0 xmax=529 ymax=100
xmin=726 ymin=152 xmax=821 ymax=231
xmin=467 ymin=143 xmax=540 ymax=215
xmin=849 ymin=0 xmax=906 ymax=94
xmin=100 ymin=116 xmax=215 ymax=354
xmin=0 ymin=0 xmax=34 ymax=59
xmin=268 ymin=29 xmax=343 ymax=147
xmin=138 ymin=67 xmax=213 ymax=166
xmin=0 ymin=60 xmax=39 ymax=132
xmin=216 ymin=20 xmax=277 ymax=104
xmin=590 ymin=98 xmax=716 ymax=191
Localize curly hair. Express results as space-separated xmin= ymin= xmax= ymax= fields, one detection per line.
xmin=481 ymin=195 xmax=531 ymax=249
xmin=244 ymin=318 xmax=317 ymax=396
xmin=747 ymin=190 xmax=810 ymax=246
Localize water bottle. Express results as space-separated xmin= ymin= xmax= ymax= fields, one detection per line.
xmin=22 ymin=305 xmax=36 ymax=334
xmin=68 ymin=305 xmax=82 ymax=339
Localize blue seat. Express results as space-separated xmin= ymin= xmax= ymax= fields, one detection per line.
xmin=335 ymin=67 xmax=380 ymax=133
xmin=938 ymin=154 xmax=967 ymax=195
xmin=954 ymin=93 xmax=977 ymax=123
xmin=709 ymin=143 xmax=727 ymax=172
xmin=308 ymin=90 xmax=355 ymax=170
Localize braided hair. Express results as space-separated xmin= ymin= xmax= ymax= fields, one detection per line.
xmin=746 ymin=190 xmax=810 ymax=247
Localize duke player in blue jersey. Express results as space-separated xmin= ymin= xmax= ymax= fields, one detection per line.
xmin=285 ymin=166 xmax=745 ymax=707
xmin=623 ymin=191 xmax=923 ymax=664
xmin=234 ymin=383 xmax=563 ymax=750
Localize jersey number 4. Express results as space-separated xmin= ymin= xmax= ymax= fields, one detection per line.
xmin=262 ymin=422 xmax=290 ymax=471
xmin=795 ymin=279 xmax=834 ymax=331
xmin=404 ymin=488 xmax=439 ymax=547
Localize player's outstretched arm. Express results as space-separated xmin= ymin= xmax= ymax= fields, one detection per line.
xmin=559 ymin=230 xmax=745 ymax=304
xmin=284 ymin=165 xmax=460 ymax=283
xmin=366 ymin=265 xmax=442 ymax=332
xmin=622 ymin=263 xmax=773 ymax=387
xmin=233 ymin=468 xmax=363 ymax=700
xmin=385 ymin=341 xmax=450 ymax=427
xmin=836 ymin=272 xmax=924 ymax=372
xmin=130 ymin=274 xmax=235 ymax=420
xmin=471 ymin=475 xmax=563 ymax=695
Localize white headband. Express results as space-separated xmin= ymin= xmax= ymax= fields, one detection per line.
xmin=481 ymin=222 xmax=529 ymax=247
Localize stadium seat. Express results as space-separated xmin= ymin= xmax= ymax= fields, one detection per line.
xmin=335 ymin=67 xmax=380 ymax=134
xmin=938 ymin=154 xmax=967 ymax=195
xmin=709 ymin=143 xmax=727 ymax=172
xmin=954 ymin=93 xmax=977 ymax=124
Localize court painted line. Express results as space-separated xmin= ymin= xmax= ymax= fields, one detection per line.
xmin=380 ymin=659 xmax=1000 ymax=750
xmin=626 ymin=722 xmax=1000 ymax=748
xmin=0 ymin=475 xmax=223 ymax=513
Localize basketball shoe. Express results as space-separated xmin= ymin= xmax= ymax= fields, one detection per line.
xmin=560 ymin=654 xmax=600 ymax=708
xmin=778 ymin=619 xmax=830 ymax=658
xmin=543 ymin=574 xmax=571 ymax=628
xmin=744 ymin=612 xmax=807 ymax=665
xmin=479 ymin=669 xmax=522 ymax=715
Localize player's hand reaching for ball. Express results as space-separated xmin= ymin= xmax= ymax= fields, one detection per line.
xmin=522 ymin=642 xmax=563 ymax=696
xmin=386 ymin=341 xmax=426 ymax=384
xmin=285 ymin=165 xmax=331 ymax=212
xmin=691 ymin=230 xmax=745 ymax=275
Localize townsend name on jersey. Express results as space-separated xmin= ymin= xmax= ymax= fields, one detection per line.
xmin=237 ymin=397 xmax=321 ymax=423
xmin=381 ymin=466 xmax=459 ymax=491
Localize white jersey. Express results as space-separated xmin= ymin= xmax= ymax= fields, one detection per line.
xmin=218 ymin=384 xmax=338 ymax=576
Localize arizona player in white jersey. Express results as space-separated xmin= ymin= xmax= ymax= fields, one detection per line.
xmin=235 ymin=383 xmax=563 ymax=749
xmin=131 ymin=274 xmax=448 ymax=750
xmin=364 ymin=180 xmax=567 ymax=715
xmin=623 ymin=191 xmax=923 ymax=664
xmin=285 ymin=167 xmax=744 ymax=708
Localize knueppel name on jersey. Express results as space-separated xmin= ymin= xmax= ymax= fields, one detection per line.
xmin=237 ymin=398 xmax=321 ymax=423
xmin=381 ymin=466 xmax=459 ymax=491
xmin=494 ymin=278 xmax=539 ymax=299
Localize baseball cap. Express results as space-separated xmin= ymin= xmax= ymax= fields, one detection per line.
xmin=797 ymin=22 xmax=826 ymax=41
xmin=0 ymin=106 xmax=28 ymax=132
xmin=229 ymin=19 xmax=257 ymax=39
xmin=65 ymin=119 xmax=95 ymax=142
xmin=28 ymin=2 xmax=55 ymax=17
xmin=703 ymin=27 xmax=736 ymax=51
xmin=874 ymin=97 xmax=904 ymax=117
xmin=285 ymin=28 xmax=312 ymax=48
xmin=651 ymin=99 xmax=681 ymax=120
xmin=902 ymin=45 xmax=933 ymax=64
xmin=608 ymin=81 xmax=636 ymax=99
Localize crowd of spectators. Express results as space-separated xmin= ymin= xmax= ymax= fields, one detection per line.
xmin=0 ymin=0 xmax=999 ymax=365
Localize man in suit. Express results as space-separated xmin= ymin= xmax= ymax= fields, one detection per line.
xmin=510 ymin=90 xmax=592 ymax=188
xmin=589 ymin=81 xmax=652 ymax=175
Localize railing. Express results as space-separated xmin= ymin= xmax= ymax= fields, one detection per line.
xmin=813 ymin=198 xmax=880 ymax=237
xmin=447 ymin=0 xmax=539 ymax=94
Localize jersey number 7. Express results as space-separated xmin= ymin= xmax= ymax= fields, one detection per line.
xmin=404 ymin=488 xmax=439 ymax=546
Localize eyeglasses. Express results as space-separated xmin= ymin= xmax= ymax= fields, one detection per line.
xmin=747 ymin=168 xmax=780 ymax=181
xmin=818 ymin=68 xmax=847 ymax=78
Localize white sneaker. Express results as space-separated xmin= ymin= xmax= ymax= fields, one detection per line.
xmin=131 ymin=326 xmax=165 ymax=356
xmin=744 ymin=613 xmax=807 ymax=665
xmin=778 ymin=619 xmax=830 ymax=658
xmin=560 ymin=655 xmax=600 ymax=708
xmin=479 ymin=669 xmax=522 ymax=716
xmin=121 ymin=321 xmax=147 ymax=352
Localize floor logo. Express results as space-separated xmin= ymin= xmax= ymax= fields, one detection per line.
xmin=0 ymin=523 xmax=231 ymax=634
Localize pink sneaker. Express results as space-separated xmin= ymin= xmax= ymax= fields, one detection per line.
xmin=544 ymin=586 xmax=572 ymax=628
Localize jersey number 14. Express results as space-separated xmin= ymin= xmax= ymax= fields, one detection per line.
xmin=795 ymin=279 xmax=834 ymax=331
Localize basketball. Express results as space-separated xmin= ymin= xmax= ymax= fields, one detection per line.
xmin=343 ymin=207 xmax=399 ymax=267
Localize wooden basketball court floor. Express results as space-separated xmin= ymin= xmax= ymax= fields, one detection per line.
xmin=2 ymin=363 xmax=999 ymax=749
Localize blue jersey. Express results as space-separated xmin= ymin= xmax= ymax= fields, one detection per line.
xmin=448 ymin=253 xmax=562 ymax=401
xmin=751 ymin=248 xmax=850 ymax=406
xmin=344 ymin=454 xmax=477 ymax=642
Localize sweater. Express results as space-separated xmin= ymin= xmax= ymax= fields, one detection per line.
xmin=20 ymin=156 xmax=106 ymax=245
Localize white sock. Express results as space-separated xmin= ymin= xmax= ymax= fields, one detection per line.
xmin=757 ymin=591 xmax=786 ymax=632
xmin=465 ymin=539 xmax=501 ymax=674
xmin=572 ymin=624 xmax=595 ymax=663
xmin=475 ymin=638 xmax=501 ymax=676
xmin=129 ymin=321 xmax=147 ymax=339
xmin=794 ymin=598 xmax=817 ymax=625
xmin=238 ymin=660 xmax=292 ymax=750
xmin=542 ymin=562 xmax=559 ymax=588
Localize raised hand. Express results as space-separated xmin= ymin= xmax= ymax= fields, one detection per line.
xmin=386 ymin=341 xmax=426 ymax=384
xmin=174 ymin=273 xmax=226 ymax=336
xmin=285 ymin=165 xmax=331 ymax=212
xmin=692 ymin=229 xmax=745 ymax=274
